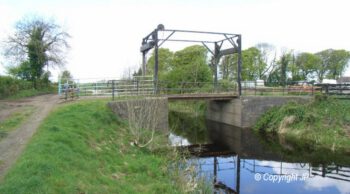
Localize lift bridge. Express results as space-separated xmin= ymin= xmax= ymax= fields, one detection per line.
xmin=58 ymin=25 xmax=241 ymax=101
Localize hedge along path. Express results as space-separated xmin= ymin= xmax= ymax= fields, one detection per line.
xmin=0 ymin=94 xmax=59 ymax=181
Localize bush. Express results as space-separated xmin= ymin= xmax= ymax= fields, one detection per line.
xmin=0 ymin=76 xmax=32 ymax=98
xmin=0 ymin=76 xmax=56 ymax=99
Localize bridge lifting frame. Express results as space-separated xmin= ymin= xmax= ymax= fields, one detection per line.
xmin=140 ymin=24 xmax=242 ymax=96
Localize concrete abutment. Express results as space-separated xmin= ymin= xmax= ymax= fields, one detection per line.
xmin=206 ymin=96 xmax=312 ymax=128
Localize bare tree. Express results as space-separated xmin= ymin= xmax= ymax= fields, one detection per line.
xmin=255 ymin=43 xmax=278 ymax=79
xmin=3 ymin=16 xmax=70 ymax=88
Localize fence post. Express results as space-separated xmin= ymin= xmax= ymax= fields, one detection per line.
xmin=254 ymin=80 xmax=257 ymax=96
xmin=112 ymin=80 xmax=115 ymax=101
xmin=58 ymin=79 xmax=61 ymax=96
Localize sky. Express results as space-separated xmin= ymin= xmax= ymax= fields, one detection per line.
xmin=0 ymin=0 xmax=350 ymax=81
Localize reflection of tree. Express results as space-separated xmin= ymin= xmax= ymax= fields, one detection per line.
xmin=169 ymin=111 xmax=208 ymax=144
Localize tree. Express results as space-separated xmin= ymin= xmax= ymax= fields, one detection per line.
xmin=316 ymin=49 xmax=350 ymax=82
xmin=266 ymin=49 xmax=292 ymax=85
xmin=255 ymin=43 xmax=278 ymax=80
xmin=219 ymin=47 xmax=267 ymax=82
xmin=165 ymin=45 xmax=212 ymax=88
xmin=326 ymin=49 xmax=350 ymax=79
xmin=293 ymin=52 xmax=320 ymax=81
xmin=219 ymin=54 xmax=236 ymax=80
xmin=278 ymin=50 xmax=292 ymax=85
xmin=3 ymin=16 xmax=70 ymax=88
xmin=60 ymin=70 xmax=73 ymax=84
xmin=7 ymin=61 xmax=32 ymax=81
xmin=146 ymin=48 xmax=173 ymax=79
xmin=241 ymin=47 xmax=266 ymax=80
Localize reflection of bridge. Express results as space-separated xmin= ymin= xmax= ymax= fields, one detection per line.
xmin=183 ymin=145 xmax=350 ymax=194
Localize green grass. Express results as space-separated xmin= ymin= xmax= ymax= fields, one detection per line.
xmin=255 ymin=95 xmax=350 ymax=153
xmin=6 ymin=88 xmax=55 ymax=100
xmin=0 ymin=100 xmax=184 ymax=194
xmin=0 ymin=106 xmax=36 ymax=139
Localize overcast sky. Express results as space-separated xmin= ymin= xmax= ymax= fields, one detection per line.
xmin=0 ymin=0 xmax=349 ymax=80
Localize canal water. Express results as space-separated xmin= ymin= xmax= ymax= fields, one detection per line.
xmin=169 ymin=119 xmax=350 ymax=194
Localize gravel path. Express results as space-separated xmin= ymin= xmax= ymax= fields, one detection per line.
xmin=0 ymin=94 xmax=59 ymax=181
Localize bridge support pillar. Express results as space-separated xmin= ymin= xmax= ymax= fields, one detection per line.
xmin=206 ymin=96 xmax=312 ymax=128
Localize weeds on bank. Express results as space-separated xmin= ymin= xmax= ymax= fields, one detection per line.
xmin=255 ymin=95 xmax=350 ymax=153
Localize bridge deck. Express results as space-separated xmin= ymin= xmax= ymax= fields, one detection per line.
xmin=165 ymin=93 xmax=238 ymax=100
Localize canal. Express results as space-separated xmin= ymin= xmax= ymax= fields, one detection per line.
xmin=169 ymin=102 xmax=350 ymax=194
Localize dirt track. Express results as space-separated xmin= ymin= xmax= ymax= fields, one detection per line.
xmin=0 ymin=94 xmax=59 ymax=181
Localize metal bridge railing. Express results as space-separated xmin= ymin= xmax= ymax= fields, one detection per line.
xmin=241 ymin=81 xmax=319 ymax=96
xmin=58 ymin=78 xmax=350 ymax=100
xmin=157 ymin=80 xmax=237 ymax=95
xmin=241 ymin=81 xmax=350 ymax=97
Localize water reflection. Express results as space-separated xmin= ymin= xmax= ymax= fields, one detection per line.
xmin=169 ymin=133 xmax=190 ymax=146
xmin=171 ymin=120 xmax=350 ymax=194
xmin=188 ymin=152 xmax=350 ymax=194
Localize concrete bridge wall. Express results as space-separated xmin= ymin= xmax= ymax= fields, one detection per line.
xmin=206 ymin=96 xmax=312 ymax=128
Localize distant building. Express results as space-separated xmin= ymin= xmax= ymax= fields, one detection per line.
xmin=322 ymin=79 xmax=337 ymax=84
xmin=337 ymin=77 xmax=350 ymax=84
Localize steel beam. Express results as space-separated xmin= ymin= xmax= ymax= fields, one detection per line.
xmin=158 ymin=31 xmax=175 ymax=47
xmin=162 ymin=29 xmax=238 ymax=36
xmin=237 ymin=35 xmax=242 ymax=96
xmin=140 ymin=41 xmax=155 ymax=52
xmin=217 ymin=34 xmax=239 ymax=43
xmin=218 ymin=48 xmax=238 ymax=57
xmin=157 ymin=39 xmax=216 ymax=44
xmin=154 ymin=30 xmax=159 ymax=94
xmin=202 ymin=42 xmax=214 ymax=56
xmin=142 ymin=52 xmax=146 ymax=76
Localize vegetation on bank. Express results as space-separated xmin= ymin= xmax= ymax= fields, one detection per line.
xmin=255 ymin=95 xmax=350 ymax=153
xmin=0 ymin=100 xmax=196 ymax=194
xmin=0 ymin=76 xmax=56 ymax=99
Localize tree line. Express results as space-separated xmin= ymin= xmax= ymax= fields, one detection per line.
xmin=141 ymin=43 xmax=350 ymax=86
xmin=220 ymin=43 xmax=350 ymax=84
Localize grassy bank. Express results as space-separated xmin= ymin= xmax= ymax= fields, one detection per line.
xmin=0 ymin=106 xmax=36 ymax=139
xmin=255 ymin=95 xmax=350 ymax=153
xmin=0 ymin=100 xmax=186 ymax=194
